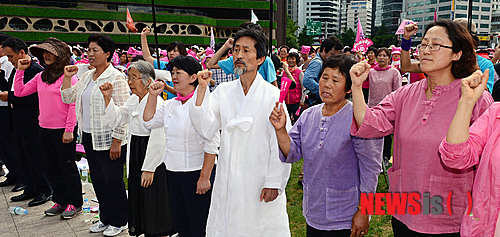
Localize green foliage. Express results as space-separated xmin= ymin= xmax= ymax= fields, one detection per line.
xmin=297 ymin=27 xmax=314 ymax=46
xmin=371 ymin=24 xmax=399 ymax=48
xmin=337 ymin=27 xmax=356 ymax=48
xmin=286 ymin=15 xmax=299 ymax=48
xmin=101 ymin=0 xmax=273 ymax=10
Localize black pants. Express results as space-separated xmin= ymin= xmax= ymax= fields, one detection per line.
xmin=167 ymin=168 xmax=215 ymax=237
xmin=0 ymin=107 xmax=22 ymax=183
xmin=40 ymin=128 xmax=82 ymax=207
xmin=83 ymin=132 xmax=127 ymax=227
xmin=306 ymin=224 xmax=351 ymax=237
xmin=392 ymin=217 xmax=460 ymax=237
xmin=14 ymin=127 xmax=51 ymax=196
xmin=383 ymin=135 xmax=393 ymax=160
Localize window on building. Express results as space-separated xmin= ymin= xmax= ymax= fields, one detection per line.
xmin=426 ymin=0 xmax=438 ymax=4
xmin=407 ymin=11 xmax=411 ymax=15
xmin=480 ymin=24 xmax=489 ymax=28
xmin=439 ymin=6 xmax=451 ymax=10
xmin=416 ymin=32 xmax=423 ymax=37
xmin=472 ymin=15 xmax=479 ymax=19
xmin=472 ymin=6 xmax=479 ymax=10
xmin=425 ymin=16 xmax=435 ymax=20
xmin=426 ymin=8 xmax=435 ymax=13
xmin=412 ymin=17 xmax=424 ymax=21
xmin=481 ymin=7 xmax=490 ymax=11
xmin=483 ymin=0 xmax=490 ymax=3
xmin=413 ymin=10 xmax=424 ymax=14
xmin=438 ymin=14 xmax=451 ymax=18
xmin=456 ymin=13 xmax=467 ymax=18
xmin=413 ymin=2 xmax=419 ymax=6
xmin=456 ymin=5 xmax=467 ymax=10
xmin=481 ymin=15 xmax=489 ymax=20
xmin=440 ymin=0 xmax=452 ymax=2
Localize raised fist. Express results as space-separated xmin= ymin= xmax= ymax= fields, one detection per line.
xmin=149 ymin=81 xmax=165 ymax=96
xmin=17 ymin=56 xmax=31 ymax=71
xmin=404 ymin=23 xmax=419 ymax=40
xmin=64 ymin=65 xmax=79 ymax=78
xmin=196 ymin=69 xmax=213 ymax=89
xmin=349 ymin=61 xmax=371 ymax=88
xmin=99 ymin=82 xmax=113 ymax=98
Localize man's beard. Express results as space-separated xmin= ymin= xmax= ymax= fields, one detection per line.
xmin=233 ymin=59 xmax=247 ymax=76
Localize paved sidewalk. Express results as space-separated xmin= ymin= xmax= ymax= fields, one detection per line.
xmin=0 ymin=176 xmax=130 ymax=237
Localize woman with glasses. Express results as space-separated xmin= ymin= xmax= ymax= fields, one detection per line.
xmin=349 ymin=19 xmax=493 ymax=236
xmin=99 ymin=60 xmax=175 ymax=236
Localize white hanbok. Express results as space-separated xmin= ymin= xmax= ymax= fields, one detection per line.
xmin=190 ymin=73 xmax=292 ymax=236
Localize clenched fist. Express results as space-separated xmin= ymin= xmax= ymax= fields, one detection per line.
xmin=149 ymin=81 xmax=165 ymax=96
xmin=99 ymin=82 xmax=113 ymax=98
xmin=404 ymin=23 xmax=419 ymax=40
xmin=64 ymin=65 xmax=79 ymax=78
xmin=196 ymin=69 xmax=213 ymax=89
xmin=17 ymin=56 xmax=31 ymax=71
xmin=350 ymin=61 xmax=371 ymax=88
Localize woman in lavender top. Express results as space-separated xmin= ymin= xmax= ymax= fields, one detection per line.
xmin=270 ymin=54 xmax=382 ymax=236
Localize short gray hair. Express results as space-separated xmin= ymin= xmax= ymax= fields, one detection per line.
xmin=128 ymin=60 xmax=155 ymax=86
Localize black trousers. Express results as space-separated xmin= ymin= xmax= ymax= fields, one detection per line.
xmin=392 ymin=217 xmax=460 ymax=237
xmin=0 ymin=107 xmax=22 ymax=183
xmin=40 ymin=128 xmax=82 ymax=207
xmin=167 ymin=168 xmax=215 ymax=237
xmin=383 ymin=135 xmax=393 ymax=159
xmin=83 ymin=132 xmax=127 ymax=227
xmin=14 ymin=126 xmax=51 ymax=196
xmin=306 ymin=224 xmax=351 ymax=237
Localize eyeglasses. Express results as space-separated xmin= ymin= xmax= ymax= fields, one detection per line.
xmin=127 ymin=76 xmax=142 ymax=81
xmin=417 ymin=44 xmax=454 ymax=52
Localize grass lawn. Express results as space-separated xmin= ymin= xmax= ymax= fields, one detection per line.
xmin=285 ymin=159 xmax=394 ymax=236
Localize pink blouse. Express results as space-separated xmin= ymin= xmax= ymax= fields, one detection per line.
xmin=439 ymin=103 xmax=500 ymax=236
xmin=351 ymin=78 xmax=493 ymax=234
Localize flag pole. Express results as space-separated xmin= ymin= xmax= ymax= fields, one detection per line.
xmin=269 ymin=1 xmax=273 ymax=56
xmin=151 ymin=0 xmax=161 ymax=70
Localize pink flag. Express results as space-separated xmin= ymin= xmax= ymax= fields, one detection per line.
xmin=396 ymin=19 xmax=417 ymax=35
xmin=279 ymin=77 xmax=292 ymax=103
xmin=434 ymin=8 xmax=437 ymax=22
xmin=355 ymin=19 xmax=365 ymax=42
xmin=126 ymin=8 xmax=138 ymax=33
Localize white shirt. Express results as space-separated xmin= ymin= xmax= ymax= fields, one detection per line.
xmin=144 ymin=96 xmax=219 ymax=172
xmin=61 ymin=64 xmax=130 ymax=150
xmin=0 ymin=56 xmax=14 ymax=106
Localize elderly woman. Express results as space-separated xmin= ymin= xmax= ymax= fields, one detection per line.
xmin=61 ymin=34 xmax=129 ymax=236
xmin=99 ymin=60 xmax=175 ymax=236
xmin=349 ymin=19 xmax=493 ymax=235
xmin=439 ymin=69 xmax=499 ymax=236
xmin=14 ymin=37 xmax=80 ymax=218
xmin=143 ymin=56 xmax=218 ymax=237
xmin=270 ymin=54 xmax=382 ymax=236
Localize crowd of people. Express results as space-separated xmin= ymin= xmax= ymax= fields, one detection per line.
xmin=0 ymin=18 xmax=500 ymax=237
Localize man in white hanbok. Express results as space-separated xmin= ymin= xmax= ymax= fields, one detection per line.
xmin=190 ymin=29 xmax=292 ymax=236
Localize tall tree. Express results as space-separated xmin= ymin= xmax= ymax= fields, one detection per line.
xmin=337 ymin=27 xmax=356 ymax=48
xmin=298 ymin=27 xmax=314 ymax=46
xmin=371 ymin=23 xmax=399 ymax=48
xmin=286 ymin=15 xmax=299 ymax=48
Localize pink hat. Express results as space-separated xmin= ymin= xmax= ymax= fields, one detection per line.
xmin=160 ymin=50 xmax=168 ymax=57
xmin=391 ymin=47 xmax=402 ymax=54
xmin=301 ymin=46 xmax=311 ymax=54
xmin=127 ymin=47 xmax=136 ymax=55
xmin=205 ymin=47 xmax=214 ymax=55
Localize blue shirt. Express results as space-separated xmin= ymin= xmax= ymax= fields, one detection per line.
xmin=218 ymin=56 xmax=277 ymax=83
xmin=152 ymin=60 xmax=175 ymax=100
xmin=477 ymin=55 xmax=495 ymax=92
xmin=303 ymin=53 xmax=323 ymax=99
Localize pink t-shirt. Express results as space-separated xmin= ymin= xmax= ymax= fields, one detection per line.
xmin=14 ymin=70 xmax=78 ymax=132
xmin=439 ymin=102 xmax=500 ymax=236
xmin=367 ymin=67 xmax=402 ymax=107
xmin=351 ymin=78 xmax=493 ymax=234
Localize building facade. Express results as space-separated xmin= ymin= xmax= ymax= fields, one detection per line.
xmin=373 ymin=0 xmax=403 ymax=36
xmin=297 ymin=0 xmax=342 ymax=43
xmin=346 ymin=0 xmax=373 ymax=36
xmin=0 ymin=0 xmax=284 ymax=46
xmin=403 ymin=0 xmax=492 ymax=45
